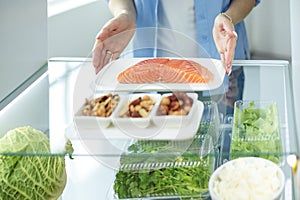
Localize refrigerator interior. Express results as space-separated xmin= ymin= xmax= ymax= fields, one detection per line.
xmin=46 ymin=58 xmax=298 ymax=200
xmin=0 ymin=0 xmax=299 ymax=199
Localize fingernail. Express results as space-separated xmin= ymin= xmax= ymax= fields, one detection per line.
xmin=95 ymin=67 xmax=100 ymax=74
xmin=226 ymin=64 xmax=232 ymax=75
xmin=233 ymin=31 xmax=238 ymax=37
xmin=227 ymin=69 xmax=232 ymax=76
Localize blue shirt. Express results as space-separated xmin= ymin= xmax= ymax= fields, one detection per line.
xmin=132 ymin=0 xmax=260 ymax=59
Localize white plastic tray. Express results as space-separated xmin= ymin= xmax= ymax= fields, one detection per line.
xmin=93 ymin=58 xmax=225 ymax=92
xmin=73 ymin=101 xmax=204 ymax=141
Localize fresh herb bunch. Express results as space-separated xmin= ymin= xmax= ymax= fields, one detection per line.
xmin=231 ymin=101 xmax=282 ymax=163
xmin=114 ymin=122 xmax=217 ymax=199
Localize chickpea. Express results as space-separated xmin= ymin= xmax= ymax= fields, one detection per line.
xmin=158 ymin=105 xmax=168 ymax=115
xmin=139 ymin=108 xmax=149 ymax=118
xmin=170 ymin=101 xmax=180 ymax=111
xmin=184 ymin=106 xmax=191 ymax=113
xmin=160 ymin=97 xmax=171 ymax=106
xmin=122 ymin=95 xmax=155 ymax=118
xmin=142 ymin=95 xmax=151 ymax=101
xmin=134 ymin=105 xmax=142 ymax=111
xmin=157 ymin=92 xmax=194 ymax=116
xmin=129 ymin=105 xmax=135 ymax=113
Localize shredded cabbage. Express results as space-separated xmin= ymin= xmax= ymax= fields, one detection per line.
xmin=0 ymin=126 xmax=73 ymax=200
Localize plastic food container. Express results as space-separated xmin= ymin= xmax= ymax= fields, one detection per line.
xmin=113 ymin=137 xmax=215 ymax=200
xmin=200 ymin=101 xmax=220 ymax=146
xmin=74 ymin=93 xmax=122 ymax=128
xmin=152 ymin=92 xmax=199 ymax=128
xmin=112 ymin=93 xmax=161 ymax=129
xmin=230 ymin=100 xmax=283 ymax=164
xmin=209 ymin=157 xmax=285 ymax=200
xmin=112 ymin=101 xmax=221 ymax=199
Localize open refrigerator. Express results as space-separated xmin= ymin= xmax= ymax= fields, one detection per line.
xmin=0 ymin=57 xmax=297 ymax=199
xmin=44 ymin=58 xmax=298 ymax=199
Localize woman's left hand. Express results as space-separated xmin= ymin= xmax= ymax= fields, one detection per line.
xmin=213 ymin=13 xmax=238 ymax=75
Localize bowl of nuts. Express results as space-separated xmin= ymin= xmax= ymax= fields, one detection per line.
xmin=75 ymin=93 xmax=121 ymax=128
xmin=152 ymin=92 xmax=199 ymax=128
xmin=112 ymin=93 xmax=160 ymax=129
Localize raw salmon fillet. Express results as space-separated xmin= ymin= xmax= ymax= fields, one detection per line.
xmin=117 ymin=58 xmax=213 ymax=84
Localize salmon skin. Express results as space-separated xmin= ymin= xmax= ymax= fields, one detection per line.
xmin=117 ymin=58 xmax=213 ymax=84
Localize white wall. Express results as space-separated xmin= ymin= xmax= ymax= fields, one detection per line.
xmin=0 ymin=0 xmax=48 ymax=101
xmin=0 ymin=0 xmax=49 ymax=135
xmin=245 ymin=0 xmax=291 ymax=60
xmin=48 ymin=1 xmax=112 ymax=58
xmin=0 ymin=73 xmax=49 ymax=136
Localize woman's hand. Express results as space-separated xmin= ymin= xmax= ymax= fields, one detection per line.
xmin=92 ymin=11 xmax=136 ymax=74
xmin=213 ymin=13 xmax=238 ymax=75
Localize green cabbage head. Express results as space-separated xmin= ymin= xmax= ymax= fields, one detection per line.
xmin=0 ymin=126 xmax=73 ymax=200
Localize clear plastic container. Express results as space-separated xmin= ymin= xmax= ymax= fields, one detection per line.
xmin=230 ymin=100 xmax=283 ymax=165
xmin=113 ymin=139 xmax=215 ymax=199
xmin=112 ymin=101 xmax=220 ymax=199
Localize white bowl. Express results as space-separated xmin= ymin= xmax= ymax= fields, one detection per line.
xmin=74 ymin=93 xmax=122 ymax=129
xmin=152 ymin=92 xmax=198 ymax=128
xmin=112 ymin=93 xmax=161 ymax=129
xmin=209 ymin=157 xmax=285 ymax=200
xmin=74 ymin=116 xmax=111 ymax=129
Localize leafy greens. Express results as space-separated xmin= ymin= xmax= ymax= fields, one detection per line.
xmin=0 ymin=126 xmax=73 ymax=200
xmin=231 ymin=101 xmax=282 ymax=163
xmin=114 ymin=122 xmax=216 ymax=199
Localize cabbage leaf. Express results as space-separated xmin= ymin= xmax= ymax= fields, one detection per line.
xmin=0 ymin=126 xmax=73 ymax=200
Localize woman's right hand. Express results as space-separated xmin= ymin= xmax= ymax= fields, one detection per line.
xmin=92 ymin=11 xmax=136 ymax=74
xmin=213 ymin=13 xmax=238 ymax=75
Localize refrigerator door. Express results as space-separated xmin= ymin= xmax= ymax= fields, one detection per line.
xmin=290 ymin=0 xmax=300 ymax=152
